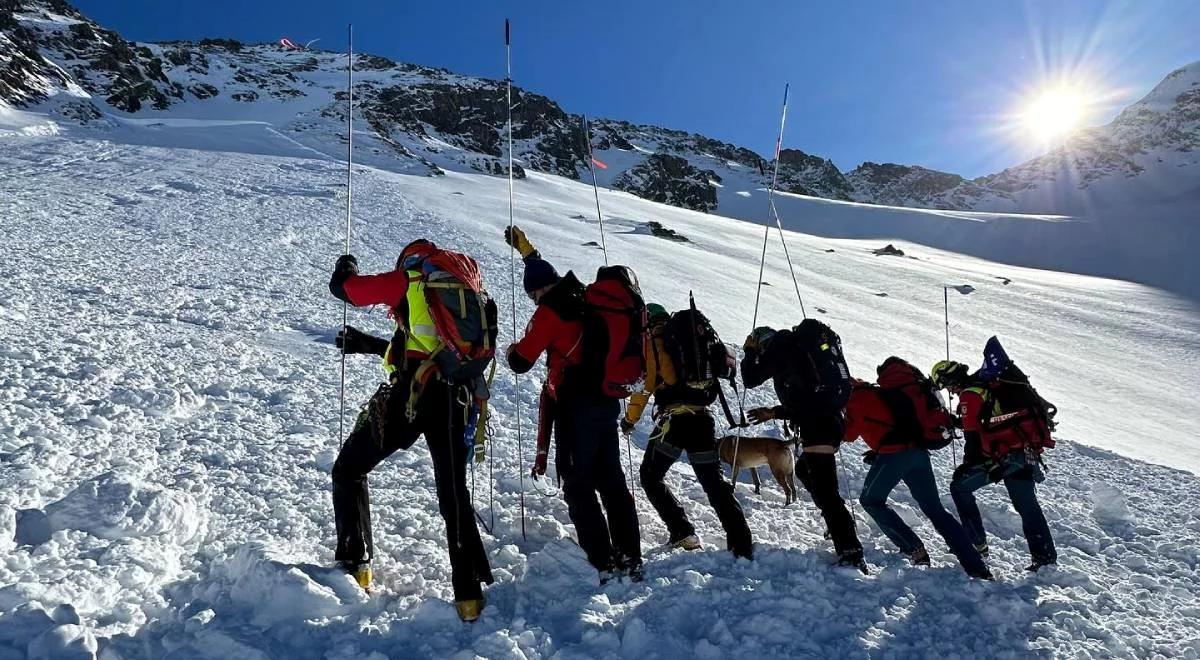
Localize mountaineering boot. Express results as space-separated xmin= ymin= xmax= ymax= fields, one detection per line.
xmin=731 ymin=543 xmax=754 ymax=561
xmin=975 ymin=542 xmax=990 ymax=558
xmin=455 ymin=598 xmax=485 ymax=622
xmin=1026 ymin=557 xmax=1057 ymax=573
xmin=837 ymin=549 xmax=869 ymax=574
xmin=671 ymin=534 xmax=703 ymax=551
xmin=599 ymin=564 xmax=619 ymax=586
xmin=967 ymin=566 xmax=995 ymax=581
xmin=907 ymin=547 xmax=931 ymax=566
xmin=340 ymin=560 xmax=373 ymax=591
xmin=625 ymin=560 xmax=645 ymax=583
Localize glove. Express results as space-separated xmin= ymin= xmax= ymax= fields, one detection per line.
xmin=619 ymin=418 xmax=635 ymax=436
xmin=503 ymin=226 xmax=538 ymax=260
xmin=747 ymin=406 xmax=780 ymax=425
xmin=334 ymin=254 xmax=358 ymax=275
xmin=862 ymin=450 xmax=877 ymax=465
xmin=743 ymin=327 xmax=776 ymax=353
xmin=337 ymin=325 xmax=385 ymax=355
xmin=532 ymin=450 xmax=548 ymax=477
xmin=743 ymin=333 xmax=760 ymax=353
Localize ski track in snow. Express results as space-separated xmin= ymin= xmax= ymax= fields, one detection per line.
xmin=1 ymin=126 xmax=1199 ymax=659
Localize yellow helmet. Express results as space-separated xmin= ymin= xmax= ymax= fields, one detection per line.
xmin=930 ymin=360 xmax=969 ymax=389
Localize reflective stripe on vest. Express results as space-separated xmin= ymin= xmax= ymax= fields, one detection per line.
xmin=382 ymin=273 xmax=440 ymax=374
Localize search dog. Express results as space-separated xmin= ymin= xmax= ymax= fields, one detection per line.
xmin=717 ymin=434 xmax=799 ymax=506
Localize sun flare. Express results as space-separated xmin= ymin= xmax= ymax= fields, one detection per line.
xmin=1021 ymin=88 xmax=1088 ymax=142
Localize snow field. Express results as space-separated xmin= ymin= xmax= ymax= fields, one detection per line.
xmin=0 ymin=123 xmax=1198 ymax=658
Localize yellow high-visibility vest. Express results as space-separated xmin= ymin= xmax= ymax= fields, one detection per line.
xmin=382 ymin=272 xmax=440 ymax=373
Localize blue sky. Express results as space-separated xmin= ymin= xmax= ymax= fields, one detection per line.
xmin=73 ymin=0 xmax=1200 ymax=177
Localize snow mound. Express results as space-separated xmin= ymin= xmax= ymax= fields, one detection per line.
xmin=205 ymin=543 xmax=367 ymax=626
xmin=43 ymin=471 xmax=204 ymax=545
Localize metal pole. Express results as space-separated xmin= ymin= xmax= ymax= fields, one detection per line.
xmin=582 ymin=116 xmax=609 ymax=267
xmin=505 ymin=19 xmax=527 ymax=541
xmin=944 ymin=286 xmax=958 ymax=466
xmin=944 ymin=286 xmax=950 ymax=361
xmin=337 ymin=24 xmax=354 ymax=449
xmin=763 ymin=84 xmax=806 ymax=319
xmin=732 ymin=83 xmax=791 ymax=483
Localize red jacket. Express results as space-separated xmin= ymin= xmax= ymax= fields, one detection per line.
xmin=340 ymin=270 xmax=409 ymax=310
xmin=507 ymin=273 xmax=585 ymax=396
xmin=509 ymin=303 xmax=583 ymax=395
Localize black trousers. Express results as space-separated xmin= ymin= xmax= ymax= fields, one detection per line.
xmin=795 ymin=451 xmax=863 ymax=556
xmin=332 ymin=380 xmax=494 ymax=600
xmin=555 ymin=393 xmax=642 ymax=571
xmin=639 ymin=411 xmax=752 ymax=555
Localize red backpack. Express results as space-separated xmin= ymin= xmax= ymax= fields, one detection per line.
xmin=408 ymin=248 xmax=499 ymax=383
xmin=579 ymin=266 xmax=647 ymax=398
xmin=876 ymin=357 xmax=954 ymax=449
xmin=844 ymin=381 xmax=901 ymax=450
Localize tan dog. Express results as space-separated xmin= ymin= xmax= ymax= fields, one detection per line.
xmin=718 ymin=435 xmax=799 ymax=506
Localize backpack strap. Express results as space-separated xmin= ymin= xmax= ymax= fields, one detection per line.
xmin=717 ymin=380 xmax=747 ymax=429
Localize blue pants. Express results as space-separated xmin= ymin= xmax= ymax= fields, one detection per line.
xmin=950 ymin=461 xmax=1057 ymax=564
xmin=859 ymin=448 xmax=987 ymax=574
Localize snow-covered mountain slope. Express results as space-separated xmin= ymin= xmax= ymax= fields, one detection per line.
xmin=5 ymin=0 xmax=1195 ymax=223
xmin=2 ymin=107 xmax=1200 ymax=657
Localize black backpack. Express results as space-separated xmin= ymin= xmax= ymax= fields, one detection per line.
xmin=786 ymin=318 xmax=853 ymax=413
xmin=661 ymin=303 xmax=734 ymax=406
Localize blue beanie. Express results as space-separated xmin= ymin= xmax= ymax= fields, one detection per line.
xmin=523 ymin=258 xmax=560 ymax=294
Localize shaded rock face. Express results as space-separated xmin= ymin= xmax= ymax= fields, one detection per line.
xmin=846 ymin=162 xmax=980 ymax=209
xmin=612 ymin=154 xmax=720 ymax=212
xmin=776 ymin=148 xmax=855 ymax=200
xmin=4 ymin=1 xmax=183 ymax=112
xmin=362 ymin=82 xmax=585 ymax=178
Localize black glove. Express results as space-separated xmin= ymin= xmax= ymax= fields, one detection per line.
xmin=335 ymin=254 xmax=358 ymax=275
xmin=619 ymin=418 xmax=635 ymax=436
xmin=862 ymin=450 xmax=877 ymax=465
xmin=329 ymin=254 xmax=359 ymax=303
xmin=337 ymin=325 xmax=388 ymax=356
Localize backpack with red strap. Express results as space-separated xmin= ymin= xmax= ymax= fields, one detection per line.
xmin=406 ymin=247 xmax=500 ymax=383
xmin=578 ymin=265 xmax=647 ymax=398
xmin=875 ymin=356 xmax=955 ymax=450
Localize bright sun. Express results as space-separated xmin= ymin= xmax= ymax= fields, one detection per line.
xmin=1021 ymin=88 xmax=1087 ymax=142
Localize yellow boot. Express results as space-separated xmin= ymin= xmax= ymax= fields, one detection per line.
xmin=455 ymin=597 xmax=485 ymax=622
xmin=340 ymin=561 xmax=373 ymax=591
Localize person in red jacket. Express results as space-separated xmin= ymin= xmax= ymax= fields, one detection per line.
xmin=503 ymin=226 xmax=643 ymax=584
xmin=328 ymin=240 xmax=494 ymax=621
xmin=845 ymin=358 xmax=990 ymax=579
xmin=932 ymin=360 xmax=1057 ymax=572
